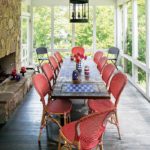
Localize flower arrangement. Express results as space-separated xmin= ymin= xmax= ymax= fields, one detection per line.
xmin=74 ymin=53 xmax=87 ymax=63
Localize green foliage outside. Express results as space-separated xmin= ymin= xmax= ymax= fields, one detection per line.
xmin=125 ymin=1 xmax=132 ymax=56
xmin=138 ymin=67 xmax=146 ymax=89
xmin=124 ymin=0 xmax=146 ymax=87
xmin=75 ymin=7 xmax=93 ymax=49
xmin=138 ymin=0 xmax=146 ymax=63
xmin=33 ymin=7 xmax=51 ymax=48
xmin=54 ymin=7 xmax=72 ymax=49
xmin=33 ymin=6 xmax=114 ymax=52
xmin=137 ymin=0 xmax=146 ymax=87
xmin=96 ymin=7 xmax=114 ymax=49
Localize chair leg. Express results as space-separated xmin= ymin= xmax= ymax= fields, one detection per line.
xmin=58 ymin=134 xmax=62 ymax=150
xmin=99 ymin=142 xmax=104 ymax=150
xmin=84 ymin=99 xmax=87 ymax=105
xmin=114 ymin=111 xmax=121 ymax=140
xmin=64 ymin=114 xmax=67 ymax=125
xmin=38 ymin=112 xmax=46 ymax=144
xmin=68 ymin=114 xmax=71 ymax=123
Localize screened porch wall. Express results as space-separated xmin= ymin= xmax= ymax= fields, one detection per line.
xmin=117 ymin=0 xmax=150 ymax=101
xmin=29 ymin=0 xmax=150 ymax=101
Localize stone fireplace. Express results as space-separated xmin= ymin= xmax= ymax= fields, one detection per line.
xmin=0 ymin=0 xmax=21 ymax=75
xmin=0 ymin=0 xmax=33 ymax=124
xmin=0 ymin=53 xmax=16 ymax=74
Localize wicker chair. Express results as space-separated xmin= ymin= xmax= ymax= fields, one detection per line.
xmin=97 ymin=57 xmax=108 ymax=73
xmin=88 ymin=72 xmax=127 ymax=140
xmin=58 ymin=111 xmax=112 ymax=150
xmin=36 ymin=47 xmax=49 ymax=72
xmin=101 ymin=64 xmax=116 ymax=88
xmin=54 ymin=51 xmax=63 ymax=67
xmin=48 ymin=56 xmax=60 ymax=80
xmin=32 ymin=73 xmax=72 ymax=144
xmin=93 ymin=51 xmax=103 ymax=65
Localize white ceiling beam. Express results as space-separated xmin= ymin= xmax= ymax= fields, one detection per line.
xmin=31 ymin=0 xmax=114 ymax=7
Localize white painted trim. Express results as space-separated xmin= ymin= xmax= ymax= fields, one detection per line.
xmin=72 ymin=23 xmax=75 ymax=47
xmin=114 ymin=0 xmax=118 ymax=47
xmin=128 ymin=75 xmax=150 ymax=102
xmin=29 ymin=6 xmax=33 ymax=65
xmin=51 ymin=7 xmax=54 ymax=54
xmin=121 ymin=53 xmax=148 ymax=73
xmin=132 ymin=0 xmax=138 ymax=59
xmin=146 ymin=0 xmax=150 ymax=96
xmin=132 ymin=0 xmax=138 ymax=82
xmin=31 ymin=0 xmax=114 ymax=7
xmin=123 ymin=4 xmax=127 ymax=53
xmin=93 ymin=6 xmax=96 ymax=54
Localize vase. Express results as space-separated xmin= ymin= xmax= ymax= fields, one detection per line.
xmin=76 ymin=61 xmax=82 ymax=73
xmin=72 ymin=70 xmax=80 ymax=84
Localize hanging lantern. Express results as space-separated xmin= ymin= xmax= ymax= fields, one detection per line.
xmin=69 ymin=0 xmax=89 ymax=23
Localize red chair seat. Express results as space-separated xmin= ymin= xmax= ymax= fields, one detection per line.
xmin=88 ymin=99 xmax=115 ymax=113
xmin=60 ymin=120 xmax=105 ymax=150
xmin=46 ymin=99 xmax=72 ymax=114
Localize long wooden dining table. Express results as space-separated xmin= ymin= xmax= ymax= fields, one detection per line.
xmin=51 ymin=58 xmax=110 ymax=99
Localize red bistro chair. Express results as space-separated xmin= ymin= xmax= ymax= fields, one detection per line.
xmin=41 ymin=63 xmax=55 ymax=89
xmin=102 ymin=64 xmax=116 ymax=88
xmin=72 ymin=46 xmax=85 ymax=56
xmin=48 ymin=56 xmax=59 ymax=80
xmin=97 ymin=57 xmax=108 ymax=74
xmin=94 ymin=51 xmax=103 ymax=65
xmin=88 ymin=72 xmax=127 ymax=140
xmin=32 ymin=74 xmax=72 ymax=144
xmin=58 ymin=111 xmax=112 ymax=150
xmin=54 ymin=51 xmax=63 ymax=67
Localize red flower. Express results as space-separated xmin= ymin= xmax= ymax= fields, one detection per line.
xmin=11 ymin=68 xmax=16 ymax=76
xmin=73 ymin=53 xmax=87 ymax=63
xmin=20 ymin=67 xmax=26 ymax=73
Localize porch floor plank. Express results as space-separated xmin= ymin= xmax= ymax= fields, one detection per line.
xmin=0 ymin=82 xmax=150 ymax=150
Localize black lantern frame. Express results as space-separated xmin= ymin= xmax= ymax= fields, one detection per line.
xmin=69 ymin=0 xmax=89 ymax=23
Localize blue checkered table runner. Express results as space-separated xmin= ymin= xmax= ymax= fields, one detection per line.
xmin=62 ymin=83 xmax=99 ymax=93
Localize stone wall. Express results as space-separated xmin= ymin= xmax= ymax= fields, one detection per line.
xmin=0 ymin=0 xmax=21 ymax=71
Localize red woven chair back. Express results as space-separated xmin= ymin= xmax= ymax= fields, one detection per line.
xmin=75 ymin=112 xmax=111 ymax=149
xmin=48 ymin=56 xmax=59 ymax=71
xmin=41 ymin=63 xmax=54 ymax=89
xmin=97 ymin=56 xmax=107 ymax=73
xmin=109 ymin=72 xmax=127 ymax=107
xmin=72 ymin=46 xmax=85 ymax=56
xmin=54 ymin=51 xmax=63 ymax=63
xmin=32 ymin=74 xmax=50 ymax=103
xmin=102 ymin=64 xmax=115 ymax=87
xmin=94 ymin=51 xmax=103 ymax=65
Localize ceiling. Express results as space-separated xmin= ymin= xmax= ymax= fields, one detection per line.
xmin=31 ymin=0 xmax=115 ymax=7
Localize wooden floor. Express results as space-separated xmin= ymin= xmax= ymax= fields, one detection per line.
xmin=0 ymin=82 xmax=150 ymax=150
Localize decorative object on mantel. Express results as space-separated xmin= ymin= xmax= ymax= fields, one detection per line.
xmin=11 ymin=68 xmax=21 ymax=81
xmin=20 ymin=67 xmax=26 ymax=76
xmin=15 ymin=74 xmax=21 ymax=81
xmin=69 ymin=0 xmax=89 ymax=23
xmin=11 ymin=68 xmax=17 ymax=80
